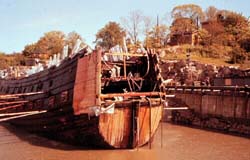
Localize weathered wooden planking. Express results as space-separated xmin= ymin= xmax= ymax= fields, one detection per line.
xmin=98 ymin=100 xmax=162 ymax=148
xmin=73 ymin=51 xmax=101 ymax=115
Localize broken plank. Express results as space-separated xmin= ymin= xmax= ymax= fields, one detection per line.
xmin=0 ymin=104 xmax=24 ymax=111
xmin=0 ymin=110 xmax=47 ymax=122
xmin=0 ymin=101 xmax=28 ymax=106
xmin=0 ymin=91 xmax=44 ymax=98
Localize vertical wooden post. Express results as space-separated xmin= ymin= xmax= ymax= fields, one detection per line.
xmin=161 ymin=99 xmax=164 ymax=148
xmin=137 ymin=102 xmax=140 ymax=151
xmin=149 ymin=99 xmax=152 ymax=149
xmin=200 ymin=90 xmax=203 ymax=126
xmin=96 ymin=50 xmax=102 ymax=106
xmin=123 ymin=53 xmax=127 ymax=78
xmin=233 ymin=87 xmax=237 ymax=118
xmin=242 ymin=92 xmax=249 ymax=119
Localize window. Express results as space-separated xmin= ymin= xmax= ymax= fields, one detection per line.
xmin=37 ymin=83 xmax=43 ymax=91
xmin=48 ymin=96 xmax=55 ymax=108
xmin=35 ymin=99 xmax=43 ymax=108
xmin=18 ymin=87 xmax=22 ymax=93
xmin=30 ymin=86 xmax=34 ymax=92
xmin=27 ymin=102 xmax=33 ymax=110
xmin=6 ymin=87 xmax=9 ymax=94
xmin=15 ymin=87 xmax=18 ymax=94
xmin=60 ymin=91 xmax=68 ymax=103
xmin=49 ymin=80 xmax=53 ymax=87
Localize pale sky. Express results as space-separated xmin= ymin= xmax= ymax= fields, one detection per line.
xmin=0 ymin=0 xmax=249 ymax=53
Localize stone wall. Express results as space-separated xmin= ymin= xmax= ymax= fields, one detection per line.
xmin=165 ymin=87 xmax=250 ymax=135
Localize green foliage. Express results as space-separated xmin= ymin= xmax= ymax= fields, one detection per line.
xmin=22 ymin=31 xmax=85 ymax=59
xmin=95 ymin=21 xmax=126 ymax=50
xmin=121 ymin=10 xmax=143 ymax=45
xmin=35 ymin=31 xmax=65 ymax=59
xmin=145 ymin=25 xmax=168 ymax=48
xmin=0 ymin=53 xmax=27 ymax=70
xmin=229 ymin=46 xmax=247 ymax=64
xmin=205 ymin=6 xmax=219 ymax=21
xmin=239 ymin=36 xmax=250 ymax=52
xmin=65 ymin=31 xmax=86 ymax=55
xmin=197 ymin=9 xmax=250 ymax=64
xmin=171 ymin=18 xmax=196 ymax=33
xmin=171 ymin=4 xmax=205 ymax=24
xmin=23 ymin=43 xmax=37 ymax=57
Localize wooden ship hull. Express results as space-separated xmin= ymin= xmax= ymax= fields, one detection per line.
xmin=0 ymin=49 xmax=164 ymax=148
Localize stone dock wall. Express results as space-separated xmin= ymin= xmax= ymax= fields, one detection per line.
xmin=165 ymin=86 xmax=250 ymax=136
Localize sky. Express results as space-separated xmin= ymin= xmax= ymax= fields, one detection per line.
xmin=0 ymin=0 xmax=249 ymax=53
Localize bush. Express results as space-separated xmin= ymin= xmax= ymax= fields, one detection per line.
xmin=229 ymin=47 xmax=247 ymax=64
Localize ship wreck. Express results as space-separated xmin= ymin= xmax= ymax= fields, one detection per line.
xmin=0 ymin=48 xmax=164 ymax=148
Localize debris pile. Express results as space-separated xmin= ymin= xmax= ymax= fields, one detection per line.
xmin=160 ymin=59 xmax=250 ymax=86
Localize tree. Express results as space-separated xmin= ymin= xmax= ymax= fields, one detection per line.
xmin=22 ymin=43 xmax=37 ymax=57
xmin=205 ymin=6 xmax=218 ymax=21
xmin=239 ymin=35 xmax=250 ymax=52
xmin=121 ymin=10 xmax=143 ymax=45
xmin=171 ymin=17 xmax=196 ymax=33
xmin=65 ymin=31 xmax=86 ymax=55
xmin=230 ymin=46 xmax=247 ymax=64
xmin=218 ymin=11 xmax=249 ymax=39
xmin=145 ymin=24 xmax=168 ymax=48
xmin=35 ymin=31 xmax=65 ymax=59
xmin=143 ymin=16 xmax=154 ymax=48
xmin=143 ymin=16 xmax=154 ymax=36
xmin=95 ymin=22 xmax=126 ymax=50
xmin=171 ymin=4 xmax=205 ymax=25
xmin=0 ymin=52 xmax=26 ymax=69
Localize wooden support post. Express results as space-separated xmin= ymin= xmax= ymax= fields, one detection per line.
xmin=161 ymin=101 xmax=164 ymax=148
xmin=137 ymin=102 xmax=140 ymax=151
xmin=123 ymin=53 xmax=127 ymax=79
xmin=149 ymin=99 xmax=152 ymax=149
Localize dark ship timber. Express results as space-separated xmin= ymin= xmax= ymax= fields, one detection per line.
xmin=0 ymin=49 xmax=164 ymax=149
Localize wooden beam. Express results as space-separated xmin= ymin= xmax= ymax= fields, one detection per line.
xmin=0 ymin=110 xmax=47 ymax=122
xmin=0 ymin=96 xmax=19 ymax=100
xmin=0 ymin=100 xmax=28 ymax=106
xmin=104 ymin=52 xmax=145 ymax=57
xmin=123 ymin=53 xmax=127 ymax=79
xmin=101 ymin=77 xmax=143 ymax=81
xmin=0 ymin=91 xmax=44 ymax=98
xmin=0 ymin=110 xmax=47 ymax=117
xmin=100 ymin=92 xmax=163 ymax=99
xmin=0 ymin=104 xmax=23 ymax=111
xmin=165 ymin=95 xmax=175 ymax=98
xmin=165 ymin=86 xmax=250 ymax=92
xmin=164 ymin=107 xmax=189 ymax=110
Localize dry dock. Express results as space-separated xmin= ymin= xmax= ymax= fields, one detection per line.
xmin=0 ymin=123 xmax=249 ymax=160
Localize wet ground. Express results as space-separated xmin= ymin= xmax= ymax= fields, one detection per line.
xmin=0 ymin=123 xmax=249 ymax=160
